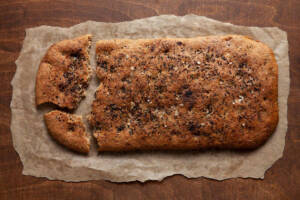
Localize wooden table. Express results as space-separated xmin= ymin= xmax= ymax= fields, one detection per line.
xmin=0 ymin=0 xmax=299 ymax=199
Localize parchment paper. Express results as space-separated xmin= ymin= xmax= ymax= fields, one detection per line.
xmin=11 ymin=15 xmax=289 ymax=182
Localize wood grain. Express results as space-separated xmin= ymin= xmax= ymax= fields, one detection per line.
xmin=0 ymin=0 xmax=299 ymax=199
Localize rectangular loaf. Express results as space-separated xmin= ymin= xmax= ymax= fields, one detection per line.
xmin=89 ymin=35 xmax=278 ymax=151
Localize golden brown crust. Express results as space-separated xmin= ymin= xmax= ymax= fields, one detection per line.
xmin=44 ymin=110 xmax=90 ymax=154
xmin=36 ymin=35 xmax=92 ymax=110
xmin=90 ymin=35 xmax=278 ymax=151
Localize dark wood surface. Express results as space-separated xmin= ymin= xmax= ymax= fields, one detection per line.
xmin=0 ymin=0 xmax=299 ymax=199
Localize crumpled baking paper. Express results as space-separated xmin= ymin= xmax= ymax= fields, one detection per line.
xmin=11 ymin=15 xmax=289 ymax=182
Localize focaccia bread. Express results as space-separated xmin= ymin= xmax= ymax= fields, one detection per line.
xmin=89 ymin=35 xmax=278 ymax=151
xmin=36 ymin=35 xmax=92 ymax=110
xmin=44 ymin=110 xmax=90 ymax=154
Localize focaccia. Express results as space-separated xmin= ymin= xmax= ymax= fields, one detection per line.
xmin=36 ymin=35 xmax=92 ymax=110
xmin=89 ymin=35 xmax=278 ymax=151
xmin=44 ymin=110 xmax=90 ymax=154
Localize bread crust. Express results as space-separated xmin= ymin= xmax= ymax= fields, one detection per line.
xmin=89 ymin=35 xmax=278 ymax=151
xmin=36 ymin=35 xmax=92 ymax=110
xmin=44 ymin=110 xmax=90 ymax=154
